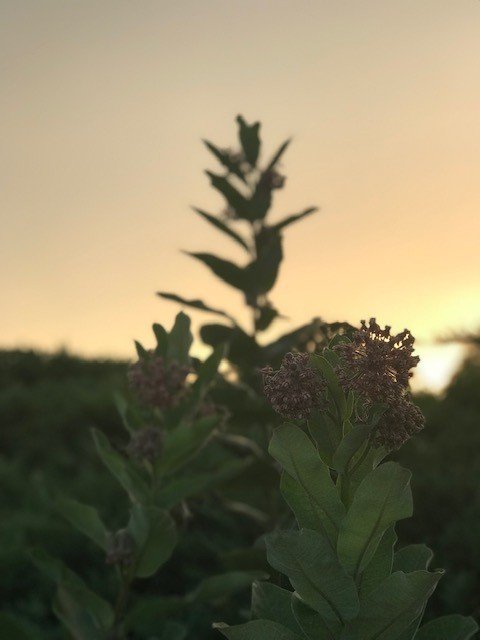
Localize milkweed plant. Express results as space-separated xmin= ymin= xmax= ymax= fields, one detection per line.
xmin=215 ymin=320 xmax=479 ymax=640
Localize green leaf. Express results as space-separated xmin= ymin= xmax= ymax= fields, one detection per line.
xmin=157 ymin=415 xmax=218 ymax=476
xmin=134 ymin=340 xmax=148 ymax=359
xmin=92 ymin=429 xmax=150 ymax=503
xmin=206 ymin=171 xmax=252 ymax=219
xmin=358 ymin=527 xmax=397 ymax=597
xmin=31 ymin=549 xmax=114 ymax=637
xmin=337 ymin=461 xmax=413 ymax=579
xmin=274 ymin=207 xmax=318 ymax=231
xmin=416 ymin=615 xmax=479 ymax=640
xmin=332 ymin=422 xmax=375 ymax=473
xmin=186 ymin=252 xmax=249 ymax=293
xmin=152 ymin=322 xmax=168 ymax=356
xmin=247 ymin=228 xmax=283 ymax=295
xmin=307 ymin=408 xmax=341 ymax=466
xmin=310 ymin=354 xmax=346 ymax=416
xmin=192 ymin=344 xmax=225 ymax=396
xmin=56 ymin=497 xmax=107 ymax=550
xmin=215 ymin=620 xmax=302 ymax=640
xmin=255 ymin=303 xmax=279 ymax=332
xmin=264 ymin=138 xmax=291 ymax=173
xmin=236 ymin=115 xmax=261 ymax=167
xmin=128 ymin=505 xmax=177 ymax=578
xmin=266 ymin=529 xmax=359 ymax=625
xmin=187 ymin=571 xmax=266 ymax=604
xmin=158 ymin=291 xmax=234 ymax=321
xmin=269 ymin=424 xmax=345 ymax=545
xmin=342 ymin=570 xmax=444 ymax=640
xmin=291 ymin=594 xmax=339 ymax=639
xmin=0 ymin=614 xmax=34 ymax=640
xmin=202 ymin=140 xmax=247 ymax=182
xmin=201 ymin=324 xmax=261 ymax=369
xmin=251 ymin=582 xmax=303 ymax=634
xmin=393 ymin=544 xmax=433 ymax=573
xmin=167 ymin=311 xmax=193 ymax=364
xmin=113 ymin=391 xmax=135 ymax=435
xmin=193 ymin=207 xmax=250 ymax=250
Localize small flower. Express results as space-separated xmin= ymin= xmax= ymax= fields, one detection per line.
xmin=128 ymin=351 xmax=190 ymax=410
xmin=374 ymin=394 xmax=425 ymax=451
xmin=105 ymin=529 xmax=135 ymax=568
xmin=127 ymin=426 xmax=163 ymax=464
xmin=262 ymin=352 xmax=325 ymax=420
xmin=335 ymin=318 xmax=419 ymax=401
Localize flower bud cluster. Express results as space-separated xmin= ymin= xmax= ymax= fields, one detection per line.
xmin=105 ymin=529 xmax=135 ymax=568
xmin=128 ymin=351 xmax=189 ymax=410
xmin=127 ymin=426 xmax=163 ymax=464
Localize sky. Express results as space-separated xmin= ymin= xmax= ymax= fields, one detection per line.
xmin=1 ymin=0 xmax=479 ymax=392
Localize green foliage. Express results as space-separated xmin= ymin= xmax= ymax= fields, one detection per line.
xmin=216 ymin=350 xmax=478 ymax=639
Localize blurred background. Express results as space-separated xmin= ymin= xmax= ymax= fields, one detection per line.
xmin=1 ymin=0 xmax=479 ymax=636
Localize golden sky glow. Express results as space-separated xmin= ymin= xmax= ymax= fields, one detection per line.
xmin=1 ymin=1 xmax=479 ymax=391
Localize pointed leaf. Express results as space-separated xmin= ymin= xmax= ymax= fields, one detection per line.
xmin=56 ymin=497 xmax=108 ymax=551
xmin=152 ymin=322 xmax=168 ymax=356
xmin=416 ymin=615 xmax=479 ymax=640
xmin=274 ymin=207 xmax=318 ymax=231
xmin=206 ymin=171 xmax=252 ymax=219
xmin=337 ymin=462 xmax=413 ymax=579
xmin=358 ymin=527 xmax=397 ymax=597
xmin=269 ymin=424 xmax=345 ymax=545
xmin=167 ymin=311 xmax=193 ymax=364
xmin=215 ymin=619 xmax=302 ymax=640
xmin=186 ymin=252 xmax=249 ymax=292
xmin=236 ymin=115 xmax=261 ymax=167
xmin=128 ymin=505 xmax=177 ymax=578
xmin=343 ymin=570 xmax=443 ymax=640
xmin=265 ymin=138 xmax=291 ymax=173
xmin=332 ymin=422 xmax=375 ymax=473
xmin=158 ymin=291 xmax=233 ymax=321
xmin=202 ymin=140 xmax=246 ymax=182
xmin=291 ymin=594 xmax=338 ymax=640
xmin=194 ymin=208 xmax=250 ymax=250
xmin=310 ymin=354 xmax=346 ymax=416
xmin=266 ymin=529 xmax=359 ymax=625
xmin=393 ymin=544 xmax=433 ymax=573
xmin=251 ymin=582 xmax=303 ymax=634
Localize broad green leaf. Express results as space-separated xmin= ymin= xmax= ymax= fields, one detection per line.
xmin=308 ymin=408 xmax=341 ymax=466
xmin=331 ymin=422 xmax=375 ymax=473
xmin=269 ymin=424 xmax=345 ymax=545
xmin=274 ymin=207 xmax=318 ymax=231
xmin=202 ymin=140 xmax=247 ymax=183
xmin=266 ymin=529 xmax=359 ymax=625
xmin=264 ymin=138 xmax=290 ymax=173
xmin=236 ymin=115 xmax=261 ymax=167
xmin=157 ymin=415 xmax=218 ymax=476
xmin=416 ymin=615 xmax=479 ymax=640
xmin=393 ymin=544 xmax=433 ymax=573
xmin=56 ymin=497 xmax=107 ymax=550
xmin=337 ymin=462 xmax=413 ymax=579
xmin=158 ymin=291 xmax=234 ymax=321
xmin=193 ymin=207 xmax=250 ymax=250
xmin=251 ymin=582 xmax=303 ymax=634
xmin=186 ymin=252 xmax=249 ymax=292
xmin=358 ymin=527 xmax=397 ymax=597
xmin=342 ymin=570 xmax=443 ymax=640
xmin=167 ymin=311 xmax=193 ymax=364
xmin=31 ymin=549 xmax=114 ymax=635
xmin=128 ymin=504 xmax=177 ymax=578
xmin=152 ymin=322 xmax=168 ymax=356
xmin=291 ymin=594 xmax=339 ymax=639
xmin=186 ymin=571 xmax=266 ymax=604
xmin=92 ymin=429 xmax=150 ymax=503
xmin=206 ymin=171 xmax=252 ymax=219
xmin=247 ymin=228 xmax=283 ymax=295
xmin=310 ymin=355 xmax=346 ymax=416
xmin=215 ymin=620 xmax=302 ymax=640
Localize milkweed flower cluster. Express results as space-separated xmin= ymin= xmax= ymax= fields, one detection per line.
xmin=127 ymin=351 xmax=190 ymax=410
xmin=126 ymin=426 xmax=164 ymax=464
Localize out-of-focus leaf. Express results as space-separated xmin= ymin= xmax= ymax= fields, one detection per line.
xmin=186 ymin=252 xmax=249 ymax=292
xmin=92 ymin=429 xmax=150 ymax=503
xmin=158 ymin=291 xmax=234 ymax=322
xmin=269 ymin=424 xmax=345 ymax=545
xmin=186 ymin=571 xmax=266 ymax=604
xmin=247 ymin=228 xmax=283 ymax=295
xmin=114 ymin=391 xmax=136 ymax=435
xmin=236 ymin=115 xmax=261 ymax=167
xmin=206 ymin=171 xmax=252 ymax=219
xmin=337 ymin=462 xmax=413 ymax=579
xmin=255 ymin=303 xmax=279 ymax=332
xmin=266 ymin=529 xmax=359 ymax=625
xmin=192 ymin=344 xmax=225 ymax=397
xmin=274 ymin=207 xmax=318 ymax=231
xmin=393 ymin=544 xmax=433 ymax=573
xmin=167 ymin=311 xmax=193 ymax=365
xmin=160 ymin=622 xmax=188 ymax=640
xmin=193 ymin=207 xmax=250 ymax=250
xmin=200 ymin=324 xmax=261 ymax=369
xmin=215 ymin=620 xmax=303 ymax=640
xmin=251 ymin=582 xmax=303 ymax=634
xmin=152 ymin=322 xmax=168 ymax=356
xmin=0 ymin=614 xmax=35 ymax=640
xmin=128 ymin=505 xmax=177 ymax=578
xmin=56 ymin=497 xmax=108 ymax=551
xmin=202 ymin=140 xmax=247 ymax=183
xmin=415 ymin=615 xmax=479 ymax=640
xmin=342 ymin=570 xmax=443 ymax=640
xmin=157 ymin=415 xmax=218 ymax=476
xmin=134 ymin=340 xmax=148 ymax=359
xmin=264 ymin=138 xmax=291 ymax=173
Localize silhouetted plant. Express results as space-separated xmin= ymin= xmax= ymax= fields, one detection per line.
xmin=215 ymin=321 xmax=478 ymax=640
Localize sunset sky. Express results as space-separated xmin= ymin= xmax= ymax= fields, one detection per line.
xmin=2 ymin=1 xmax=479 ymax=392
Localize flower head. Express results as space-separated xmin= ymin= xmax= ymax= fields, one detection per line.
xmin=128 ymin=351 xmax=189 ymax=410
xmin=127 ymin=426 xmax=163 ymax=464
xmin=374 ymin=395 xmax=425 ymax=451
xmin=262 ymin=352 xmax=325 ymax=420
